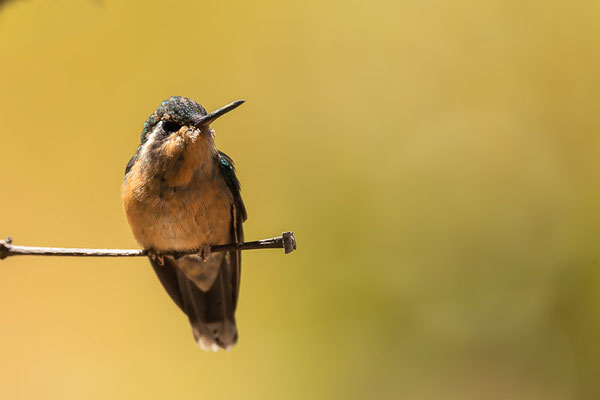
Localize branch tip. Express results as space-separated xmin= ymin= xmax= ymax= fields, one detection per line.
xmin=282 ymin=231 xmax=297 ymax=254
xmin=0 ymin=240 xmax=8 ymax=260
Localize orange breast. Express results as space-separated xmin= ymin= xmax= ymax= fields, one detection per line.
xmin=122 ymin=134 xmax=233 ymax=251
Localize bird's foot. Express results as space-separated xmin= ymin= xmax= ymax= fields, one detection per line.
xmin=199 ymin=245 xmax=212 ymax=262
xmin=148 ymin=249 xmax=165 ymax=266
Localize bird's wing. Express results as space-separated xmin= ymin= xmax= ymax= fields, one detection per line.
xmin=217 ymin=151 xmax=246 ymax=309
xmin=217 ymin=151 xmax=247 ymax=222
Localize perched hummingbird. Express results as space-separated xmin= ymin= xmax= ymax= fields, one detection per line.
xmin=122 ymin=96 xmax=246 ymax=351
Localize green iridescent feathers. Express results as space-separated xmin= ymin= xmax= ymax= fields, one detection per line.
xmin=217 ymin=151 xmax=247 ymax=222
xmin=140 ymin=96 xmax=208 ymax=144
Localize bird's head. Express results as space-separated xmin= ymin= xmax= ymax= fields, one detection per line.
xmin=136 ymin=96 xmax=244 ymax=162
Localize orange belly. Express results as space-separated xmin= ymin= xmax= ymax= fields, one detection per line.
xmin=122 ymin=172 xmax=233 ymax=252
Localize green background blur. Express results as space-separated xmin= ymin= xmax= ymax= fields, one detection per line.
xmin=0 ymin=1 xmax=599 ymax=399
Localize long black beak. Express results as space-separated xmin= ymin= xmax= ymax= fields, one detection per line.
xmin=194 ymin=100 xmax=245 ymax=127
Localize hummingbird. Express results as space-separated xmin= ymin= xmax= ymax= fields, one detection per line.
xmin=122 ymin=96 xmax=247 ymax=351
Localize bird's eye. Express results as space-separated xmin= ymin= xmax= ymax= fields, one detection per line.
xmin=162 ymin=121 xmax=181 ymax=133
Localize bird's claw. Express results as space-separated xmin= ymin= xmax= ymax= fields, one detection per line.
xmin=199 ymin=245 xmax=212 ymax=262
xmin=148 ymin=249 xmax=165 ymax=266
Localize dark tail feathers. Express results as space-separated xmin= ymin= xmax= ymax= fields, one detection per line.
xmin=149 ymin=255 xmax=238 ymax=351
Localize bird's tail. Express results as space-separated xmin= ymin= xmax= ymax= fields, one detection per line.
xmin=149 ymin=255 xmax=238 ymax=351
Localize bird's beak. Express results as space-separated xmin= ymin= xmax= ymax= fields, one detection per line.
xmin=194 ymin=100 xmax=245 ymax=127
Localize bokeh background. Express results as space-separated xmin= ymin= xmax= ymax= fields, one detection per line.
xmin=0 ymin=0 xmax=599 ymax=399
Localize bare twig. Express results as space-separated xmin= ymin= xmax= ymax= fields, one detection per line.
xmin=0 ymin=232 xmax=296 ymax=260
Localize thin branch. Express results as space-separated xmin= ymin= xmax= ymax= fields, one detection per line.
xmin=0 ymin=232 xmax=296 ymax=260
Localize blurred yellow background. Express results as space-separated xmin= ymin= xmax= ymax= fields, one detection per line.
xmin=0 ymin=0 xmax=599 ymax=399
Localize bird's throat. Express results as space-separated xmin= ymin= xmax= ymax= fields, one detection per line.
xmin=162 ymin=133 xmax=217 ymax=187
